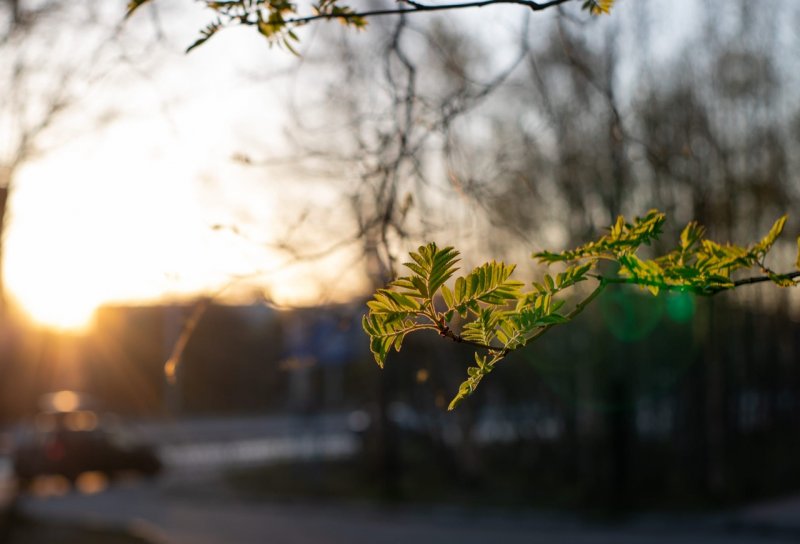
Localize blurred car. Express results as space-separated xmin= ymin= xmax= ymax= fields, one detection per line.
xmin=12 ymin=392 xmax=161 ymax=486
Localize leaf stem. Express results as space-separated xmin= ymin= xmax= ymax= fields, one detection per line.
xmin=372 ymin=323 xmax=440 ymax=339
xmin=436 ymin=324 xmax=499 ymax=351
xmin=525 ymin=280 xmax=606 ymax=343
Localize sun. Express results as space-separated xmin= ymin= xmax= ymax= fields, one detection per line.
xmin=2 ymin=129 xmax=286 ymax=332
xmin=1 ymin=134 xmax=217 ymax=333
xmin=4 ymin=179 xmax=113 ymax=332
xmin=10 ymin=286 xmax=101 ymax=333
xmin=3 ymin=111 xmax=366 ymax=332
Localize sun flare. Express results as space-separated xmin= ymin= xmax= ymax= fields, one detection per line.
xmin=3 ymin=130 xmax=238 ymax=332
xmin=4 ymin=134 xmax=365 ymax=332
xmin=2 ymin=87 xmax=376 ymax=334
xmin=11 ymin=287 xmax=101 ymax=332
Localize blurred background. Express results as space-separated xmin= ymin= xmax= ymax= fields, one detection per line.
xmin=1 ymin=0 xmax=800 ymax=542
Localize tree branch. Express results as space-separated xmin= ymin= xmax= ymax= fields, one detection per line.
xmin=429 ymin=267 xmax=800 ymax=355
xmin=243 ymin=0 xmax=574 ymax=27
xmin=732 ymin=270 xmax=800 ymax=288
xmin=596 ymin=271 xmax=800 ymax=294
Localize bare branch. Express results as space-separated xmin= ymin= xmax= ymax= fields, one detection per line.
xmin=244 ymin=0 xmax=574 ymax=27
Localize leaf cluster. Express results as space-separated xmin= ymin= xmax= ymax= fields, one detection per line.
xmin=364 ymin=210 xmax=800 ymax=409
xmin=535 ymin=209 xmax=666 ymax=264
xmin=362 ymin=242 xmax=592 ymax=409
xmin=536 ymin=212 xmax=797 ymax=295
xmin=582 ymin=0 xmax=615 ymax=15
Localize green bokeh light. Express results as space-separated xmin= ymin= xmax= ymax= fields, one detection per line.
xmin=527 ymin=288 xmax=700 ymax=414
xmin=599 ymin=289 xmax=664 ymax=342
xmin=666 ymin=291 xmax=695 ymax=322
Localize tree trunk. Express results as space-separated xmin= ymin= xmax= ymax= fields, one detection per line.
xmin=0 ymin=185 xmax=7 ymax=321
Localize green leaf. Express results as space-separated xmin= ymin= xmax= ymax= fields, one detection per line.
xmin=447 ymin=352 xmax=505 ymax=410
xmin=555 ymin=263 xmax=592 ymax=289
xmin=388 ymin=277 xmax=422 ymax=298
xmin=366 ymin=290 xmax=419 ymax=313
xmin=403 ymin=243 xmax=460 ymax=299
xmin=448 ymin=381 xmax=473 ymax=411
xmin=582 ymin=0 xmax=615 ymax=15
xmin=452 ymin=261 xmax=523 ymax=307
xmin=679 ymin=221 xmax=705 ymax=254
xmin=533 ymin=250 xmax=569 ymax=264
xmin=448 ymin=368 xmax=484 ymax=410
xmin=403 ymin=261 xmax=426 ymax=279
xmin=617 ymin=254 xmax=665 ymax=285
xmin=796 ymin=236 xmax=800 ymax=270
xmin=753 ymin=215 xmax=787 ymax=256
xmin=361 ymin=312 xmax=417 ymax=368
xmin=768 ymin=272 xmax=796 ymax=288
xmin=534 ymin=313 xmax=570 ymax=326
xmin=410 ymin=276 xmax=427 ymax=298
xmin=533 ymin=210 xmax=665 ymax=263
xmin=362 ymin=315 xmax=389 ymax=368
xmin=258 ymin=19 xmax=281 ymax=39
xmin=186 ymin=19 xmax=224 ymax=53
xmin=441 ymin=284 xmax=454 ymax=308
xmin=461 ymin=308 xmax=500 ymax=347
xmin=386 ymin=290 xmax=420 ymax=310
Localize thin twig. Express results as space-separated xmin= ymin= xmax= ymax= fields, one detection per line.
xmin=732 ymin=270 xmax=800 ymax=287
xmin=525 ymin=280 xmax=606 ymax=343
xmin=595 ymin=271 xmax=800 ymax=293
xmin=240 ymin=0 xmax=573 ymax=27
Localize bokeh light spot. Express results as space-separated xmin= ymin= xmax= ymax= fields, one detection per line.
xmin=666 ymin=292 xmax=695 ymax=322
xmin=50 ymin=390 xmax=81 ymax=412
xmin=600 ymin=289 xmax=664 ymax=342
xmin=75 ymin=471 xmax=109 ymax=495
xmin=30 ymin=475 xmax=71 ymax=498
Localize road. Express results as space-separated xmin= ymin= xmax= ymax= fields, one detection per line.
xmin=11 ymin=473 xmax=800 ymax=544
xmin=4 ymin=415 xmax=800 ymax=544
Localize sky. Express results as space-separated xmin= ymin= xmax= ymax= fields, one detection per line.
xmin=2 ymin=1 xmax=372 ymax=331
xmin=0 ymin=0 xmax=727 ymax=332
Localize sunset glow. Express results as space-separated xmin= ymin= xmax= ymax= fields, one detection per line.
xmin=4 ymin=132 xmax=368 ymax=331
xmin=0 ymin=11 xmax=372 ymax=332
xmin=4 ymin=122 xmax=274 ymax=331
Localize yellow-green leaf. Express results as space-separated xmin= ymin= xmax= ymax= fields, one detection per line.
xmin=796 ymin=236 xmax=800 ymax=269
xmin=754 ymin=215 xmax=787 ymax=255
xmin=583 ymin=0 xmax=615 ymax=15
xmin=768 ymin=272 xmax=796 ymax=288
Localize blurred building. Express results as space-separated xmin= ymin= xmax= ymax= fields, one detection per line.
xmin=81 ymin=302 xmax=366 ymax=418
